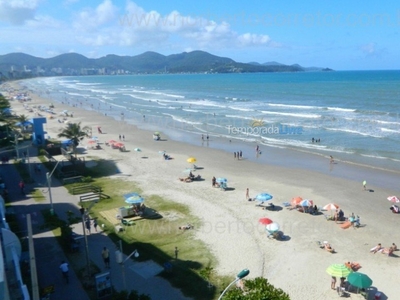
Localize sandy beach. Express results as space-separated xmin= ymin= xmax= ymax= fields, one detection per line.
xmin=3 ymin=80 xmax=400 ymax=300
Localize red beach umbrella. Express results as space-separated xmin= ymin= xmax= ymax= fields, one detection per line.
xmin=259 ymin=217 xmax=273 ymax=225
xmin=291 ymin=197 xmax=303 ymax=206
xmin=387 ymin=196 xmax=400 ymax=203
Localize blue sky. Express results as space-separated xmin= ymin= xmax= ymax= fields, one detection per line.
xmin=0 ymin=0 xmax=399 ymax=70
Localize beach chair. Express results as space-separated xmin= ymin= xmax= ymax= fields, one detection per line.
xmin=121 ymin=219 xmax=135 ymax=226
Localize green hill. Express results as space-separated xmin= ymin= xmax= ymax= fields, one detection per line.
xmin=0 ymin=50 xmax=325 ymax=77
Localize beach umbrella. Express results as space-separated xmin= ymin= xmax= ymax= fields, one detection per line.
xmin=158 ymin=150 xmax=166 ymax=154
xmin=87 ymin=140 xmax=97 ymax=144
xmin=123 ymin=193 xmax=144 ymax=204
xmin=299 ymin=199 xmax=313 ymax=207
xmin=347 ymin=272 xmax=372 ymax=290
xmin=291 ymin=197 xmax=303 ymax=206
xmin=108 ymin=139 xmax=117 ymax=144
xmin=259 ymin=217 xmax=273 ymax=225
xmin=216 ymin=178 xmax=227 ymax=183
xmin=326 ymin=264 xmax=353 ymax=278
xmin=265 ymin=222 xmax=280 ymax=233
xmin=187 ymin=157 xmax=197 ymax=163
xmin=323 ymin=203 xmax=340 ymax=211
xmin=387 ymin=196 xmax=400 ymax=203
xmin=113 ymin=142 xmax=124 ymax=148
xmin=154 ymin=132 xmax=160 ymax=135
xmin=15 ymin=121 xmax=33 ymax=127
xmin=255 ymin=193 xmax=273 ymax=202
xmin=61 ymin=139 xmax=73 ymax=146
xmin=134 ymin=148 xmax=142 ymax=152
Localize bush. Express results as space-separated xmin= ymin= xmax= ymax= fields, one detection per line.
xmin=224 ymin=277 xmax=290 ymax=300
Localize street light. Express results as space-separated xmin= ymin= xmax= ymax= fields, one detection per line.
xmin=116 ymin=240 xmax=139 ymax=291
xmin=46 ymin=160 xmax=60 ymax=215
xmin=218 ymin=269 xmax=250 ymax=300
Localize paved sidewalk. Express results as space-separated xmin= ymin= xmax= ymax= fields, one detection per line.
xmin=4 ymin=148 xmax=190 ymax=300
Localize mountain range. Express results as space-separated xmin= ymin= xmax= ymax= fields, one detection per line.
xmin=0 ymin=50 xmax=332 ymax=77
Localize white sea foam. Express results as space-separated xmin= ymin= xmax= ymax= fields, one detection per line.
xmin=380 ymin=128 xmax=399 ymax=133
xmin=327 ymin=107 xmax=356 ymax=112
xmin=268 ymin=103 xmax=321 ymax=109
xmin=162 ymin=113 xmax=202 ymax=125
xmin=260 ymin=111 xmax=321 ymax=118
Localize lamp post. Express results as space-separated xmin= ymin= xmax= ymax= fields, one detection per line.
xmin=116 ymin=240 xmax=139 ymax=291
xmin=46 ymin=160 xmax=60 ymax=215
xmin=218 ymin=269 xmax=250 ymax=300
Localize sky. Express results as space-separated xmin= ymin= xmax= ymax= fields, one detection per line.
xmin=0 ymin=0 xmax=399 ymax=70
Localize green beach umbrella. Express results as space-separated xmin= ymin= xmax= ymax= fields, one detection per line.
xmin=326 ymin=264 xmax=353 ymax=278
xmin=347 ymin=272 xmax=373 ymax=289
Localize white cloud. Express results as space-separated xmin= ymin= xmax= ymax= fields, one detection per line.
xmin=0 ymin=0 xmax=40 ymax=25
xmin=73 ymin=0 xmax=118 ymax=31
xmin=73 ymin=0 xmax=277 ymax=51
xmin=359 ymin=42 xmax=385 ymax=58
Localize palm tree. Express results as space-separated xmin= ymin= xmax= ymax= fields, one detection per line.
xmin=58 ymin=122 xmax=90 ymax=157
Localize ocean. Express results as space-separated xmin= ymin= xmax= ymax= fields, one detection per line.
xmin=21 ymin=70 xmax=400 ymax=173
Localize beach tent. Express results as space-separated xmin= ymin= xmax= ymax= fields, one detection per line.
xmin=123 ymin=193 xmax=144 ymax=204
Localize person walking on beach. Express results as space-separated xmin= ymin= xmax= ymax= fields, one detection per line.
xmin=234 ymin=152 xmax=236 ymax=159
xmin=102 ymin=247 xmax=110 ymax=268
xmin=93 ymin=218 xmax=98 ymax=232
xmin=246 ymin=188 xmax=249 ymax=200
xmin=174 ymin=246 xmax=179 ymax=259
xmin=330 ymin=156 xmax=334 ymax=164
xmin=85 ymin=218 xmax=91 ymax=234
xmin=239 ymin=150 xmax=242 ymax=159
xmin=119 ymin=134 xmax=121 ymax=141
xmin=19 ymin=180 xmax=25 ymax=195
xmin=59 ymin=261 xmax=69 ymax=283
xmin=363 ymin=180 xmax=367 ymax=191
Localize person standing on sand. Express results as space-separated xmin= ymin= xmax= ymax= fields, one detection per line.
xmin=330 ymin=156 xmax=334 ymax=164
xmin=234 ymin=152 xmax=236 ymax=159
xmin=331 ymin=276 xmax=336 ymax=290
xmin=246 ymin=188 xmax=249 ymax=200
xmin=102 ymin=247 xmax=110 ymax=268
xmin=363 ymin=180 xmax=367 ymax=191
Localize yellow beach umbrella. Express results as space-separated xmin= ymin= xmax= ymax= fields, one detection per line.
xmin=187 ymin=157 xmax=196 ymax=163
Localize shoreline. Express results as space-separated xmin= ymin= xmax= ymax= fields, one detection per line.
xmin=25 ymin=79 xmax=400 ymax=192
xmin=3 ymin=80 xmax=400 ymax=299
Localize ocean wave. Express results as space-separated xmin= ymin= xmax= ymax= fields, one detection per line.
xmin=260 ymin=111 xmax=321 ymax=118
xmin=268 ymin=103 xmax=321 ymax=109
xmin=122 ymin=88 xmax=184 ymax=99
xmin=380 ymin=128 xmax=399 ymax=133
xmin=325 ymin=127 xmax=383 ymax=138
xmin=327 ymin=107 xmax=356 ymax=112
xmin=162 ymin=113 xmax=202 ymax=125
xmin=76 ymin=82 xmax=103 ymax=86
xmin=229 ymin=106 xmax=255 ymax=112
xmin=225 ymin=115 xmax=255 ymax=121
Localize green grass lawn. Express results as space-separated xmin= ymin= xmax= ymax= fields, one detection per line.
xmin=64 ymin=158 xmax=232 ymax=299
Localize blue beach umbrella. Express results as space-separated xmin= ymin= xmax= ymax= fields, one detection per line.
xmin=15 ymin=121 xmax=33 ymax=127
xmin=61 ymin=139 xmax=73 ymax=146
xmin=216 ymin=178 xmax=227 ymax=183
xmin=255 ymin=193 xmax=273 ymax=202
xmin=123 ymin=193 xmax=144 ymax=204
